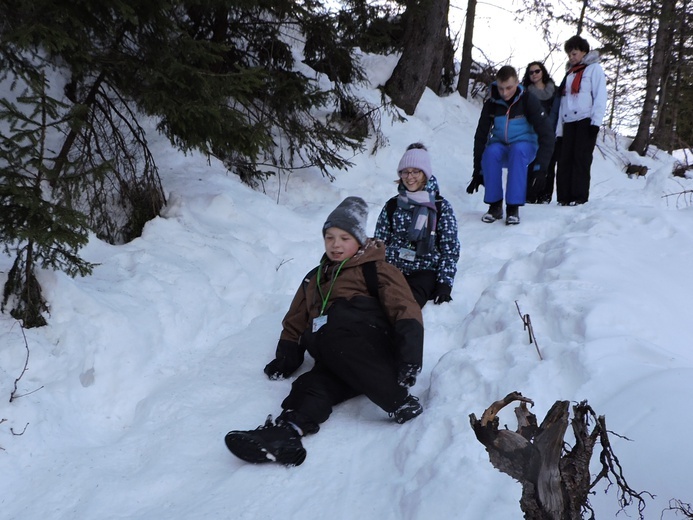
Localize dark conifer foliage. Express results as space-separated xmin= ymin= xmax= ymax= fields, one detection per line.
xmin=0 ymin=78 xmax=94 ymax=328
xmin=335 ymin=0 xmax=406 ymax=54
xmin=0 ymin=0 xmax=375 ymax=326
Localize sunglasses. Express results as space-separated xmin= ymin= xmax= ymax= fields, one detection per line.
xmin=529 ymin=69 xmax=542 ymax=75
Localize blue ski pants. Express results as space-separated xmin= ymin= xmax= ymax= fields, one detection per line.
xmin=481 ymin=141 xmax=538 ymax=205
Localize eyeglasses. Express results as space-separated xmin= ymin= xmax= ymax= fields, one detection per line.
xmin=399 ymin=169 xmax=424 ymax=178
xmin=529 ymin=69 xmax=542 ymax=75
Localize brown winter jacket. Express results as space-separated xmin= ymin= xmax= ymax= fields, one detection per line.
xmin=275 ymin=239 xmax=424 ymax=374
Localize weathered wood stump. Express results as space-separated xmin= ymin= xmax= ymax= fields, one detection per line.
xmin=469 ymin=392 xmax=649 ymax=520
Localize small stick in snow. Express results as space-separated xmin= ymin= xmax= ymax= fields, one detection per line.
xmin=276 ymin=258 xmax=294 ymax=271
xmin=10 ymin=322 xmax=44 ymax=402
xmin=514 ymin=300 xmax=543 ymax=360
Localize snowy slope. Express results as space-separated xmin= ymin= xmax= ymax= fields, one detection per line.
xmin=1 ymin=53 xmax=692 ymax=520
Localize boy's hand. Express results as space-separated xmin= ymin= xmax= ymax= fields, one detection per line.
xmin=265 ymin=340 xmax=304 ymax=379
xmin=466 ymin=170 xmax=484 ymax=194
xmin=264 ymin=358 xmax=287 ymax=380
xmin=397 ymin=363 xmax=421 ymax=387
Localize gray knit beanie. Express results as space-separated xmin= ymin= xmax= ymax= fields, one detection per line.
xmin=322 ymin=196 xmax=369 ymax=245
xmin=397 ymin=145 xmax=432 ymax=179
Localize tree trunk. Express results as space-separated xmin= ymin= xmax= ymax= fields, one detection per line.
xmin=629 ymin=0 xmax=677 ymax=155
xmin=456 ymin=0 xmax=477 ymax=98
xmin=576 ymin=0 xmax=589 ymax=35
xmin=652 ymin=0 xmax=688 ymax=151
xmin=426 ymin=16 xmax=453 ymax=95
xmin=607 ymin=53 xmax=622 ymax=129
xmin=384 ymin=0 xmax=449 ymax=115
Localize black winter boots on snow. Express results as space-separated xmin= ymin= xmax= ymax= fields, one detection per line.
xmin=505 ymin=204 xmax=520 ymax=225
xmin=481 ymin=201 xmax=503 ymax=223
xmin=481 ymin=201 xmax=520 ymax=225
xmin=391 ymin=395 xmax=423 ymax=424
xmin=225 ymin=415 xmax=306 ymax=466
xmin=225 ymin=399 xmax=424 ymax=466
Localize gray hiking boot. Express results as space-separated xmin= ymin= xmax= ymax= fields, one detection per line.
xmin=505 ymin=204 xmax=520 ymax=225
xmin=481 ymin=201 xmax=503 ymax=223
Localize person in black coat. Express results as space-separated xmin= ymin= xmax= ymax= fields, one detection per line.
xmin=522 ymin=61 xmax=559 ymax=204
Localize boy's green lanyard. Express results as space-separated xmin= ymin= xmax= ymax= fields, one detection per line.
xmin=316 ymin=258 xmax=348 ymax=316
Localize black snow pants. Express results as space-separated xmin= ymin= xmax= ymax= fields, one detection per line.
xmin=405 ymin=270 xmax=436 ymax=308
xmin=556 ymin=118 xmax=598 ymax=204
xmin=278 ymin=298 xmax=408 ymax=434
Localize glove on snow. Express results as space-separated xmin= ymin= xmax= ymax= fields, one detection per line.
xmin=264 ymin=358 xmax=289 ymax=380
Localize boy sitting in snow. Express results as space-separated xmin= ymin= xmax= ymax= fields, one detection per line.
xmin=225 ymin=196 xmax=424 ymax=466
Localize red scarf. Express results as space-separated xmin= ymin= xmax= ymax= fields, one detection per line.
xmin=566 ymin=63 xmax=587 ymax=95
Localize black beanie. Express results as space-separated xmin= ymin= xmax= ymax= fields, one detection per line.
xmin=322 ymin=196 xmax=369 ymax=245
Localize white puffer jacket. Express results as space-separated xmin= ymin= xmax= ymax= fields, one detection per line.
xmin=556 ymin=51 xmax=607 ymax=136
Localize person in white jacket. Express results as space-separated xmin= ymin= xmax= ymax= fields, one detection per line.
xmin=555 ymin=35 xmax=607 ymax=205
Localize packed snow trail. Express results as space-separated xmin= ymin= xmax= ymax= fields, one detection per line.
xmin=2 ymin=82 xmax=692 ymax=519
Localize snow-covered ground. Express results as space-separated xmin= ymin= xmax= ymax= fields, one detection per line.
xmin=2 ymin=53 xmax=692 ymax=519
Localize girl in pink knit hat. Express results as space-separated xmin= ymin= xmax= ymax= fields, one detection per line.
xmin=374 ymin=143 xmax=460 ymax=307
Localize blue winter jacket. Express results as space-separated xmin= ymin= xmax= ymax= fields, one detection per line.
xmin=473 ymin=84 xmax=554 ymax=174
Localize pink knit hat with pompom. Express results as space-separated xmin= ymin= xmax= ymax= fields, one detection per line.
xmin=397 ymin=146 xmax=432 ymax=179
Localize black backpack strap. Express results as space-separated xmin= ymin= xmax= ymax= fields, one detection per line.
xmin=435 ymin=196 xmax=443 ymax=213
xmin=302 ymin=266 xmax=319 ymax=291
xmin=361 ymin=261 xmax=379 ymax=299
xmin=434 ymin=196 xmax=444 ymax=249
xmin=386 ymin=196 xmax=398 ymax=231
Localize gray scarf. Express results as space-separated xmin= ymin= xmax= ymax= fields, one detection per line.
xmin=397 ymin=183 xmax=438 ymax=255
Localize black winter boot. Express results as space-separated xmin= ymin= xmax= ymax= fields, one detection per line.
xmin=505 ymin=204 xmax=520 ymax=225
xmin=481 ymin=201 xmax=503 ymax=223
xmin=225 ymin=415 xmax=306 ymax=466
xmin=390 ymin=395 xmax=423 ymax=424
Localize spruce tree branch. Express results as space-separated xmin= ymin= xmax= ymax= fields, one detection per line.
xmin=50 ymin=70 xmax=107 ymax=183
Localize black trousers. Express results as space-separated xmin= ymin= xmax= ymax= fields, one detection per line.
xmin=405 ymin=270 xmax=437 ymax=308
xmin=279 ymin=323 xmax=407 ymax=434
xmin=556 ymin=118 xmax=598 ymax=204
xmin=527 ymin=138 xmax=560 ymax=203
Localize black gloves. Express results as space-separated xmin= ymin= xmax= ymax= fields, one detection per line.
xmin=264 ymin=340 xmax=304 ymax=380
xmin=432 ymin=283 xmax=452 ymax=305
xmin=530 ymin=166 xmax=547 ymax=193
xmin=466 ymin=170 xmax=484 ymax=194
xmin=264 ymin=358 xmax=290 ymax=380
xmin=397 ymin=363 xmax=421 ymax=388
xmin=589 ymin=125 xmax=600 ymax=138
